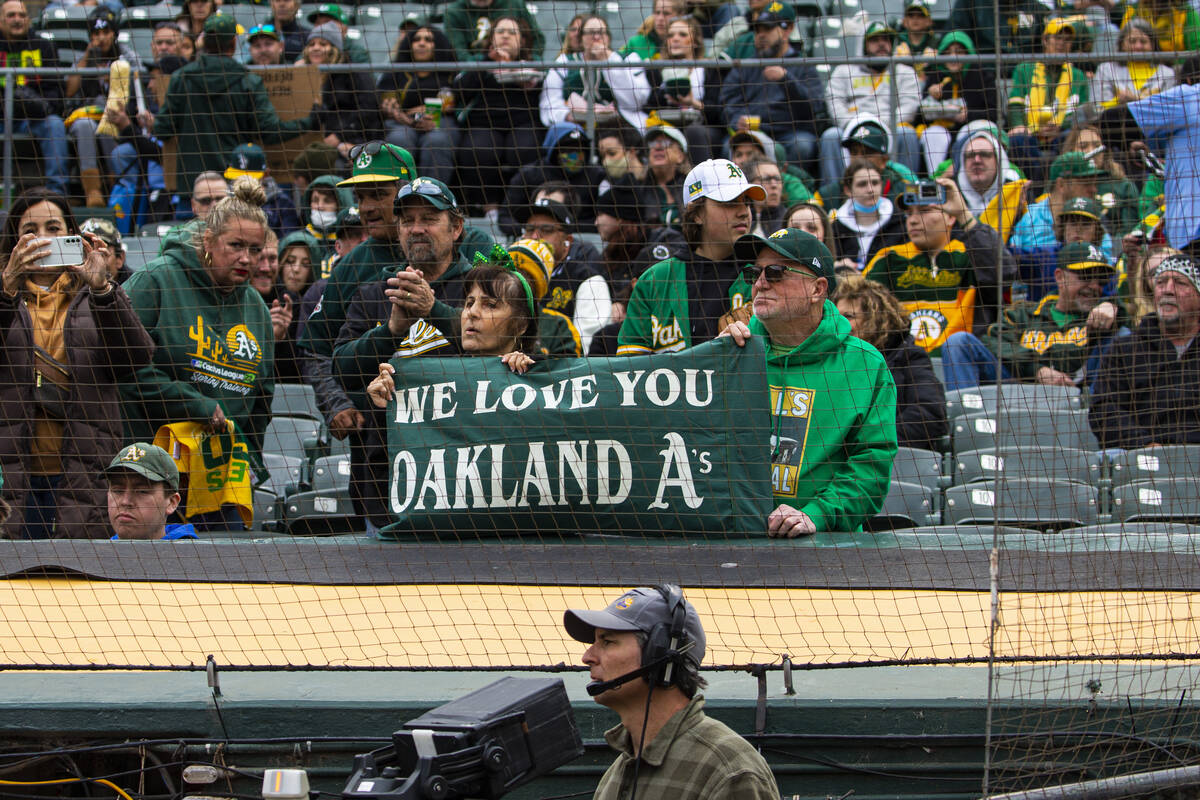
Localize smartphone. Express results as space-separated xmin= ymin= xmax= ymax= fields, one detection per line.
xmin=40 ymin=235 xmax=85 ymax=269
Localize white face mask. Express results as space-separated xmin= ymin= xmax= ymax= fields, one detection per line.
xmin=310 ymin=209 xmax=338 ymax=230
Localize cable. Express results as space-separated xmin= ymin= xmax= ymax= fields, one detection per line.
xmin=0 ymin=776 xmax=134 ymax=800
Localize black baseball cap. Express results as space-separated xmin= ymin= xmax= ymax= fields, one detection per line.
xmin=564 ymin=587 xmax=706 ymax=664
xmin=518 ymin=197 xmax=575 ymax=230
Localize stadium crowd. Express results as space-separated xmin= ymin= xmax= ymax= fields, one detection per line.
xmin=1 ymin=0 xmax=1200 ymax=538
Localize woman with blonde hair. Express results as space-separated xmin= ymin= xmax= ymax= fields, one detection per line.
xmin=833 ymin=275 xmax=948 ymax=450
xmin=304 ymin=23 xmax=384 ymax=162
xmin=121 ymin=177 xmax=276 ymax=529
xmin=1125 ymin=245 xmax=1180 ymax=324
xmin=621 ymin=0 xmax=686 ymax=59
xmin=0 ymin=187 xmax=154 ymax=538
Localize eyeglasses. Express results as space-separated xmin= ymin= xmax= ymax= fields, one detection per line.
xmin=581 ymin=27 xmax=608 ymax=37
xmin=523 ymin=223 xmax=565 ymax=236
xmin=757 ymin=175 xmax=783 ymax=184
xmin=648 ymin=138 xmax=675 ymax=150
xmin=741 ymin=263 xmax=817 ymax=283
xmin=964 ymin=150 xmax=996 ymax=161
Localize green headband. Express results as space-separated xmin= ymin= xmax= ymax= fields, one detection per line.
xmin=472 ymin=244 xmax=537 ymax=320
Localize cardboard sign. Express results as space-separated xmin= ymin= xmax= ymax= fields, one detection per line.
xmin=162 ymin=63 xmax=322 ymax=191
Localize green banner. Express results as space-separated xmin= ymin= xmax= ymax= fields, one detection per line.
xmin=380 ymin=337 xmax=773 ymax=538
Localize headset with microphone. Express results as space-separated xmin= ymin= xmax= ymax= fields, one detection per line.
xmin=586 ymin=584 xmax=693 ymax=697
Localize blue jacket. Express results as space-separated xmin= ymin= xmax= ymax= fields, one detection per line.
xmin=718 ymin=46 xmax=825 ymax=137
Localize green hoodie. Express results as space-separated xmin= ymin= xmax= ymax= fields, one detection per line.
xmin=153 ymin=53 xmax=312 ymax=198
xmin=301 ymin=175 xmax=355 ymax=247
xmin=120 ymin=227 xmax=275 ymax=463
xmin=749 ymin=301 xmax=897 ymax=532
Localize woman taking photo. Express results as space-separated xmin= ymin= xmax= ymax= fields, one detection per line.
xmin=617 ymin=158 xmax=765 ymax=353
xmin=829 ymin=158 xmax=907 ymax=274
xmin=0 ymin=187 xmax=154 ymax=539
xmin=453 ymin=16 xmax=543 ymax=214
xmin=305 ymin=23 xmax=384 ymax=163
xmin=121 ymin=177 xmax=275 ymax=529
xmin=833 ymin=275 xmax=947 ymax=451
xmin=379 ymin=25 xmax=459 ymax=186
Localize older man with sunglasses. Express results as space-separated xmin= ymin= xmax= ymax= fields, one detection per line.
xmin=722 ymin=228 xmax=898 ymax=536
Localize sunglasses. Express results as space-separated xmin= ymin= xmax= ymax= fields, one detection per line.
xmin=741 ymin=263 xmax=817 ymax=283
xmin=397 ymin=180 xmax=454 ymax=205
xmin=523 ymin=223 xmax=565 ymax=236
xmin=349 ymin=140 xmax=400 ymax=163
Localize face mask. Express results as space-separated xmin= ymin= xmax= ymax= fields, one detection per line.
xmin=310 ymin=209 xmax=337 ymax=230
xmin=853 ymin=198 xmax=882 ymax=214
xmin=559 ymin=151 xmax=583 ymax=174
xmin=604 ymin=155 xmax=630 ymax=179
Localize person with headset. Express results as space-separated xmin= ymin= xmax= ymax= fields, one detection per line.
xmin=563 ymin=585 xmax=780 ymax=799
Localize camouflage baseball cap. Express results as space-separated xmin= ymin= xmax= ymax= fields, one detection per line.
xmin=81 ymin=217 xmax=122 ymax=249
xmin=105 ymin=443 xmax=179 ymax=490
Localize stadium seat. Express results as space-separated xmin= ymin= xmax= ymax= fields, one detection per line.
xmin=123 ymin=5 xmax=181 ymax=27
xmin=271 ymin=383 xmax=321 ymax=420
xmin=1111 ymin=479 xmax=1200 ymax=523
xmin=262 ymin=452 xmax=304 ymax=497
xmin=953 ymin=447 xmax=1102 ymax=487
xmin=358 ymin=29 xmax=395 ymax=65
xmin=599 ymin=0 xmax=651 ymax=55
xmin=252 ymin=488 xmax=281 ymax=532
xmin=118 ymin=29 xmax=156 ymax=59
xmin=38 ymin=5 xmax=91 ymax=28
xmin=283 ymin=488 xmax=358 ymax=535
xmin=138 ymin=222 xmax=175 ymax=237
xmin=943 ymin=479 xmax=1099 ymax=530
xmin=945 ymin=384 xmax=1082 ymax=420
xmin=864 ymin=480 xmax=938 ymax=530
xmin=951 ymin=409 xmax=1099 ymax=455
xmin=808 ymin=18 xmax=856 ymax=72
xmin=311 ymin=454 xmax=351 ymax=492
xmin=355 ymin=4 xmax=435 ymax=31
xmin=890 ymin=446 xmax=944 ymax=491
xmin=928 ymin=356 xmax=945 ymax=386
xmin=226 ymin=4 xmax=272 ymax=29
xmin=123 ymin=238 xmax=159 ymax=272
xmin=1108 ymin=446 xmax=1200 ymax=488
xmin=263 ymin=416 xmax=326 ymax=462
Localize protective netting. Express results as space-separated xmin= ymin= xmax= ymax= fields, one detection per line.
xmin=0 ymin=0 xmax=1199 ymax=795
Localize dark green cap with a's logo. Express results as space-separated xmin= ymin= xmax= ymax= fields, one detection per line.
xmin=734 ymin=228 xmax=837 ymax=289
xmin=105 ymin=443 xmax=180 ymax=491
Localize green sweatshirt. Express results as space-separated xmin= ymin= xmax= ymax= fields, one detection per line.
xmin=443 ymin=0 xmax=544 ymax=61
xmin=298 ymin=237 xmax=405 ymax=358
xmin=982 ymin=294 xmax=1127 ymax=381
xmin=153 ymin=53 xmax=312 ymax=198
xmin=750 ymin=303 xmax=897 ymax=532
xmin=616 ymin=256 xmax=750 ymax=354
xmin=120 ymin=229 xmax=275 ymax=463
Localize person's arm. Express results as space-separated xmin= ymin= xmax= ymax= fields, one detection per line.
xmin=573 ymin=273 xmax=612 ymax=353
xmin=332 ymin=283 xmax=408 ymax=395
xmin=604 ymin=52 xmax=651 ymax=115
xmin=892 ymin=344 xmax=949 ymax=448
xmin=1007 ymin=64 xmax=1030 ymax=129
xmin=982 ymin=307 xmax=1042 ymax=381
xmin=800 ymin=360 xmax=899 ymax=532
xmin=825 ymin=66 xmax=855 ymax=129
xmin=538 ymin=56 xmax=569 ymax=127
xmin=1128 ymin=82 xmax=1196 ymax=137
xmin=89 ymin=282 xmax=156 ymax=379
xmin=894 ymin=64 xmax=921 ymax=123
xmin=718 ymin=66 xmax=751 ymax=128
xmin=1089 ymin=335 xmax=1152 ymax=449
xmin=242 ymin=307 xmax=275 ymax=461
xmin=780 ymin=65 xmax=824 ymax=129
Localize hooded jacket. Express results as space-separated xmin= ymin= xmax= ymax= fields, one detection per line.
xmin=499 ymin=122 xmax=606 ymax=235
xmin=880 ymin=331 xmax=948 ymax=451
xmin=153 ymin=53 xmax=312 ymax=198
xmin=1089 ymin=313 xmax=1200 ymax=449
xmin=830 ymin=196 xmax=908 ymax=271
xmin=120 ymin=228 xmax=275 ymax=463
xmin=826 ymin=45 xmax=921 ymax=132
xmin=750 ymin=302 xmax=897 ymax=532
xmin=919 ymin=32 xmax=995 ymax=132
xmin=955 ymin=127 xmax=1023 ymax=220
xmin=0 ymin=280 xmax=154 ymax=539
xmin=299 ymin=175 xmax=354 ymax=247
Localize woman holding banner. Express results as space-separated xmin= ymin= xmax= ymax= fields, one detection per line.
xmin=365 ymin=250 xmax=544 ymax=408
xmin=120 ymin=177 xmax=275 ymax=531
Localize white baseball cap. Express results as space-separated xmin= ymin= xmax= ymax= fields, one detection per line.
xmin=682 ymin=158 xmax=766 ymax=208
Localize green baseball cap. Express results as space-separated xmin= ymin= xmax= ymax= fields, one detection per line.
xmin=755 ymin=0 xmax=796 ymax=27
xmin=203 ymin=13 xmax=240 ymax=44
xmin=1057 ymin=195 xmax=1102 ymax=221
xmin=905 ymin=0 xmax=932 ymax=15
xmin=337 ymin=142 xmax=415 ymax=186
xmin=842 ymin=119 xmax=889 ymax=154
xmin=1057 ymin=241 xmax=1114 ymax=274
xmin=225 ymin=143 xmax=266 ymax=180
xmin=734 ymin=228 xmax=837 ymax=289
xmin=1050 ymin=151 xmax=1105 ymax=182
xmin=105 ymin=443 xmax=180 ymax=491
xmin=306 ymin=2 xmax=350 ymax=24
xmin=395 ymin=176 xmax=458 ymax=211
xmin=864 ymin=21 xmax=896 ymax=40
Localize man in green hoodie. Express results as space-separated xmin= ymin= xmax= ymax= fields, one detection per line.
xmin=142 ymin=14 xmax=313 ymax=202
xmin=723 ymin=228 xmax=897 ymax=535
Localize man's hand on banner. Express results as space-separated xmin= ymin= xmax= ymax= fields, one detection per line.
xmin=768 ymin=503 xmax=816 ymax=537
xmin=718 ymin=320 xmax=753 ymax=347
xmin=367 ymin=363 xmax=396 ymax=409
